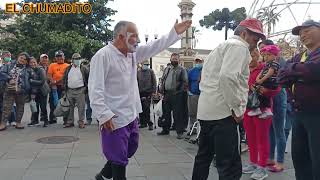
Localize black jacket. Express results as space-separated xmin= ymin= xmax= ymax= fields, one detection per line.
xmin=62 ymin=61 xmax=90 ymax=92
xmin=29 ymin=67 xmax=49 ymax=96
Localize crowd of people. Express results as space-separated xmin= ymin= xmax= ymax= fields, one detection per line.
xmin=0 ymin=18 xmax=319 ymax=180
xmin=0 ymin=50 xmax=93 ymax=130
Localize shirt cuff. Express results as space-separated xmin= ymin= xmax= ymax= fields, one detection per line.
xmin=232 ymin=106 xmax=245 ymax=118
xmin=97 ymin=111 xmax=115 ymax=126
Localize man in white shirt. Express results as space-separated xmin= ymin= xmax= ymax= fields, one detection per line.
xmin=63 ymin=53 xmax=89 ymax=128
xmin=191 ymin=18 xmax=265 ymax=180
xmin=89 ymin=20 xmax=191 ymax=180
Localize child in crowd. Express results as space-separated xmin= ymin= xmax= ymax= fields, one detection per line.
xmin=248 ymin=45 xmax=281 ymax=119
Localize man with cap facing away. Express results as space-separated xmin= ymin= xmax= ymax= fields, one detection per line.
xmin=47 ymin=50 xmax=70 ymax=124
xmin=62 ymin=53 xmax=89 ymax=128
xmin=192 ymin=18 xmax=266 ymax=180
xmin=137 ymin=61 xmax=157 ymax=130
xmin=278 ymin=19 xmax=320 ymax=180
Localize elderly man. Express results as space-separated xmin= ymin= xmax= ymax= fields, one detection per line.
xmin=192 ymin=18 xmax=265 ymax=180
xmin=278 ymin=20 xmax=320 ymax=180
xmin=89 ymin=20 xmax=191 ymax=180
xmin=187 ymin=57 xmax=203 ymax=135
xmin=158 ymin=53 xmax=188 ymax=139
xmin=62 ymin=53 xmax=89 ymax=128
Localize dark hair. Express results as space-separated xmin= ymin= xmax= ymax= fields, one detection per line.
xmin=258 ymin=39 xmax=274 ymax=46
xmin=170 ymin=53 xmax=180 ymax=58
xmin=18 ymin=52 xmax=31 ymax=63
xmin=234 ymin=26 xmax=247 ymax=35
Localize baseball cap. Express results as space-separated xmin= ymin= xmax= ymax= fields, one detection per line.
xmin=71 ymin=53 xmax=81 ymax=60
xmin=292 ymin=20 xmax=320 ymax=35
xmin=55 ymin=50 xmax=64 ymax=57
xmin=40 ymin=54 xmax=48 ymax=59
xmin=239 ymin=18 xmax=266 ymax=39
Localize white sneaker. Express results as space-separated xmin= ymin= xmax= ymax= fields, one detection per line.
xmin=258 ymin=109 xmax=273 ymax=119
xmin=248 ymin=108 xmax=262 ymax=116
xmin=242 ymin=164 xmax=257 ymax=174
xmin=11 ymin=122 xmax=17 ymax=126
xmin=251 ymin=168 xmax=268 ymax=180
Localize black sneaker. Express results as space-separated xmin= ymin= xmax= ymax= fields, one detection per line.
xmin=28 ymin=121 xmax=39 ymax=127
xmin=157 ymin=130 xmax=169 ymax=135
xmin=49 ymin=120 xmax=57 ymax=124
xmin=43 ymin=122 xmax=48 ymax=128
xmin=148 ymin=125 xmax=154 ymax=131
xmin=177 ymin=133 xmax=184 ymax=139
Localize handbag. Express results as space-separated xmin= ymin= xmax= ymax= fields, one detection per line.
xmin=53 ymin=93 xmax=70 ymax=117
xmin=247 ymin=90 xmax=261 ymax=109
xmin=154 ymin=99 xmax=163 ymax=117
xmin=30 ymin=99 xmax=38 ymax=113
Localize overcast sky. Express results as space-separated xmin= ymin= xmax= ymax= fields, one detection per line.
xmin=1 ymin=0 xmax=320 ymax=49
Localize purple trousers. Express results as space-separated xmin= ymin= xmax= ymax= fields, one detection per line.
xmin=101 ymin=119 xmax=139 ymax=166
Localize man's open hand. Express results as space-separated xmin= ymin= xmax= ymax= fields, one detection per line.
xmin=174 ymin=19 xmax=192 ymax=35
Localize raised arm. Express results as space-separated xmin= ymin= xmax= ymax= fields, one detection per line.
xmin=135 ymin=20 xmax=191 ymax=63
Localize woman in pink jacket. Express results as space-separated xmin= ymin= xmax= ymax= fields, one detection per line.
xmin=242 ymin=48 xmax=280 ymax=180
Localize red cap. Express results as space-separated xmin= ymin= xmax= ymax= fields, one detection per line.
xmin=239 ymin=18 xmax=266 ymax=39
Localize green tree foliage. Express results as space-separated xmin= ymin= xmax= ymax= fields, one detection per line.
xmin=199 ymin=7 xmax=246 ymax=40
xmin=0 ymin=0 xmax=116 ymax=60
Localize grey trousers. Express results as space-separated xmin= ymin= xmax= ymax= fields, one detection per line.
xmin=66 ymin=87 xmax=86 ymax=124
xmin=188 ymin=95 xmax=199 ymax=129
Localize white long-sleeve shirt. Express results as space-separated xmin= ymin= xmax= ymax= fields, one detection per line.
xmin=88 ymin=28 xmax=181 ymax=129
xmin=197 ymin=36 xmax=251 ymax=121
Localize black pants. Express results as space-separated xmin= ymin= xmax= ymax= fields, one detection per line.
xmin=49 ymin=86 xmax=67 ymax=122
xmin=292 ymin=111 xmax=320 ymax=180
xmin=162 ymin=92 xmax=187 ymax=134
xmin=31 ymin=93 xmax=48 ymax=123
xmin=139 ymin=92 xmax=153 ymax=126
xmin=192 ymin=117 xmax=242 ymax=180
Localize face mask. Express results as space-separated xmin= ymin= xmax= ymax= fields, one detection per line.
xmin=171 ymin=61 xmax=178 ymax=67
xmin=126 ymin=32 xmax=139 ymax=52
xmin=142 ymin=65 xmax=149 ymax=70
xmin=194 ymin=64 xmax=203 ymax=68
xmin=3 ymin=57 xmax=11 ymax=63
xmin=73 ymin=60 xmax=81 ymax=66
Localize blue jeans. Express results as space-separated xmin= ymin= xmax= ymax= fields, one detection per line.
xmin=285 ymin=103 xmax=293 ymax=142
xmin=269 ymin=88 xmax=287 ymax=163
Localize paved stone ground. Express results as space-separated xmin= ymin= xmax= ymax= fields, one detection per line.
xmin=0 ymin=105 xmax=295 ymax=180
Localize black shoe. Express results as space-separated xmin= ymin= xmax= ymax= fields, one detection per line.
xmin=85 ymin=121 xmax=92 ymax=125
xmin=49 ymin=120 xmax=57 ymax=124
xmin=170 ymin=126 xmax=176 ymax=131
xmin=157 ymin=130 xmax=169 ymax=135
xmin=177 ymin=133 xmax=184 ymax=139
xmin=111 ymin=163 xmax=126 ymax=180
xmin=28 ymin=121 xmax=39 ymax=127
xmin=148 ymin=125 xmax=154 ymax=131
xmin=43 ymin=122 xmax=48 ymax=128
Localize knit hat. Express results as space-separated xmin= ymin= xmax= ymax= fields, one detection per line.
xmin=260 ymin=45 xmax=281 ymax=56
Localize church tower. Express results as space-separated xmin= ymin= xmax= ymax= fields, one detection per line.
xmin=178 ymin=0 xmax=196 ymax=69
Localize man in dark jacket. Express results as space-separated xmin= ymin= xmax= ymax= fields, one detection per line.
xmin=278 ymin=19 xmax=320 ymax=180
xmin=157 ymin=53 xmax=188 ymax=139
xmin=62 ymin=53 xmax=89 ymax=128
xmin=137 ymin=61 xmax=157 ymax=130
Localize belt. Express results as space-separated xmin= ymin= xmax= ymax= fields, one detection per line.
xmin=68 ymin=86 xmax=85 ymax=90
